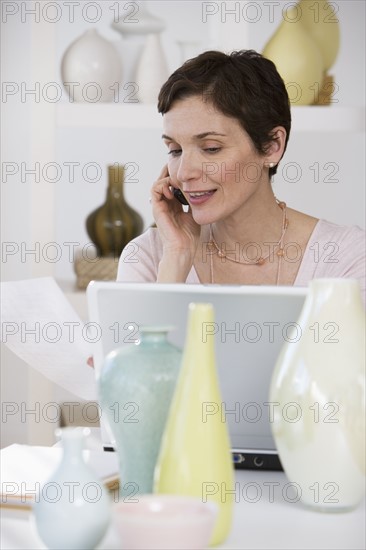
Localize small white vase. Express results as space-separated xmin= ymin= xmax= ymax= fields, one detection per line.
xmin=33 ymin=427 xmax=111 ymax=549
xmin=61 ymin=29 xmax=122 ymax=103
xmin=135 ymin=33 xmax=169 ymax=104
xmin=270 ymin=278 xmax=365 ymax=512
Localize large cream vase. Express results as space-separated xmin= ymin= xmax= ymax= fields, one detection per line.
xmin=270 ymin=279 xmax=365 ymax=512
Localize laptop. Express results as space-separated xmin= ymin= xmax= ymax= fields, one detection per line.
xmin=86 ymin=282 xmax=307 ymax=470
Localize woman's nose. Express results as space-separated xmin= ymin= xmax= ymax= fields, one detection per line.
xmin=176 ymin=152 xmax=201 ymax=185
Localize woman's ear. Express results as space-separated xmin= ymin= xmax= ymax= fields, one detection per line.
xmin=265 ymin=126 xmax=287 ymax=165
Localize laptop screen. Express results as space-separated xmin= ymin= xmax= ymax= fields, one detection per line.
xmin=87 ymin=282 xmax=307 ymax=455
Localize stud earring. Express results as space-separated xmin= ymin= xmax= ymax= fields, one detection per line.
xmin=269 ymin=162 xmax=275 ymax=168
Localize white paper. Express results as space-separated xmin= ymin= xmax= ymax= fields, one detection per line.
xmin=1 ymin=277 xmax=97 ymax=400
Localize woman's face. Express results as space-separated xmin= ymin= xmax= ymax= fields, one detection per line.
xmin=162 ymin=95 xmax=270 ymax=226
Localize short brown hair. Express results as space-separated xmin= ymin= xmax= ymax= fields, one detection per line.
xmin=158 ymin=50 xmax=291 ymax=177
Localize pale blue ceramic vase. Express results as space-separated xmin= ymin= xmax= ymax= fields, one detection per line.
xmin=33 ymin=427 xmax=111 ymax=549
xmin=98 ymin=327 xmax=182 ymax=499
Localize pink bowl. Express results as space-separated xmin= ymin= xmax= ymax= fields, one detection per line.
xmin=113 ymin=494 xmax=218 ymax=549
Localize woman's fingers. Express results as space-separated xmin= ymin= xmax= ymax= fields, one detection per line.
xmin=158 ymin=164 xmax=169 ymax=179
xmin=151 ymin=167 xmax=175 ymax=203
xmin=152 ymin=180 xmax=173 ymax=201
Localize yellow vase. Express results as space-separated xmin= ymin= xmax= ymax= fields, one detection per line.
xmin=154 ymin=303 xmax=234 ymax=546
xmin=262 ymin=6 xmax=324 ymax=105
xmin=298 ymin=0 xmax=340 ymax=71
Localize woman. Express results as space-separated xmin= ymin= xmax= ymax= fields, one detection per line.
xmin=117 ymin=50 xmax=365 ymax=298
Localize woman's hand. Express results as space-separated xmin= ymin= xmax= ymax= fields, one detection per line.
xmin=87 ymin=356 xmax=94 ymax=368
xmin=151 ymin=165 xmax=201 ymax=282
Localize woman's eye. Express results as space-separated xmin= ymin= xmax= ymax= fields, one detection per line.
xmin=204 ymin=147 xmax=221 ymax=154
xmin=168 ymin=149 xmax=182 ymax=157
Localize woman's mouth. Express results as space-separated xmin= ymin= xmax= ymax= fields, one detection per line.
xmin=186 ymin=190 xmax=216 ymax=204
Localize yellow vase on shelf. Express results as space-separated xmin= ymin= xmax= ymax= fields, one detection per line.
xmin=262 ymin=6 xmax=324 ymax=105
xmin=154 ymin=303 xmax=234 ymax=547
xmin=298 ymin=0 xmax=340 ymax=72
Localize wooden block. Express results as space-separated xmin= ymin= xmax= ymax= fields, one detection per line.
xmin=313 ymin=74 xmax=336 ymax=106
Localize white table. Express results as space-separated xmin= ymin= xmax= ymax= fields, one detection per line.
xmin=1 ymin=468 xmax=365 ymax=550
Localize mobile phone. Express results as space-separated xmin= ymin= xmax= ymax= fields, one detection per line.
xmin=172 ymin=188 xmax=189 ymax=206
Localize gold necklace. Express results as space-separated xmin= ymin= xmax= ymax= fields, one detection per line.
xmin=207 ymin=200 xmax=289 ymax=285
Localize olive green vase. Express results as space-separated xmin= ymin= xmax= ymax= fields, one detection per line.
xmin=86 ymin=164 xmax=143 ymax=257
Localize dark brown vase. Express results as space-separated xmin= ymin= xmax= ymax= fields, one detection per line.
xmin=86 ymin=164 xmax=144 ymax=258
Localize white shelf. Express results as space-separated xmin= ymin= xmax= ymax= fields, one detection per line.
xmin=56 ymin=104 xmax=365 ymax=133
xmin=56 ymin=103 xmax=161 ymax=129
xmin=291 ymin=106 xmax=365 ymax=133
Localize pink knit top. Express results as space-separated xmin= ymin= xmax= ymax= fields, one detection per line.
xmin=117 ymin=220 xmax=366 ymax=303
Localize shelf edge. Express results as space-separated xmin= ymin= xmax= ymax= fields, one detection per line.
xmin=56 ymin=104 xmax=366 ymax=132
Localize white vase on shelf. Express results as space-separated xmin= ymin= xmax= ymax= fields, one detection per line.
xmin=112 ymin=35 xmax=145 ymax=93
xmin=111 ymin=2 xmax=167 ymax=100
xmin=135 ymin=33 xmax=169 ymax=104
xmin=269 ymin=278 xmax=366 ymax=512
xmin=111 ymin=1 xmax=166 ymax=36
xmin=61 ymin=29 xmax=122 ymax=103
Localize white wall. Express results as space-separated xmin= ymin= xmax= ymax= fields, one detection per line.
xmin=1 ymin=8 xmax=43 ymax=447
xmin=1 ymin=9 xmax=31 ymax=447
